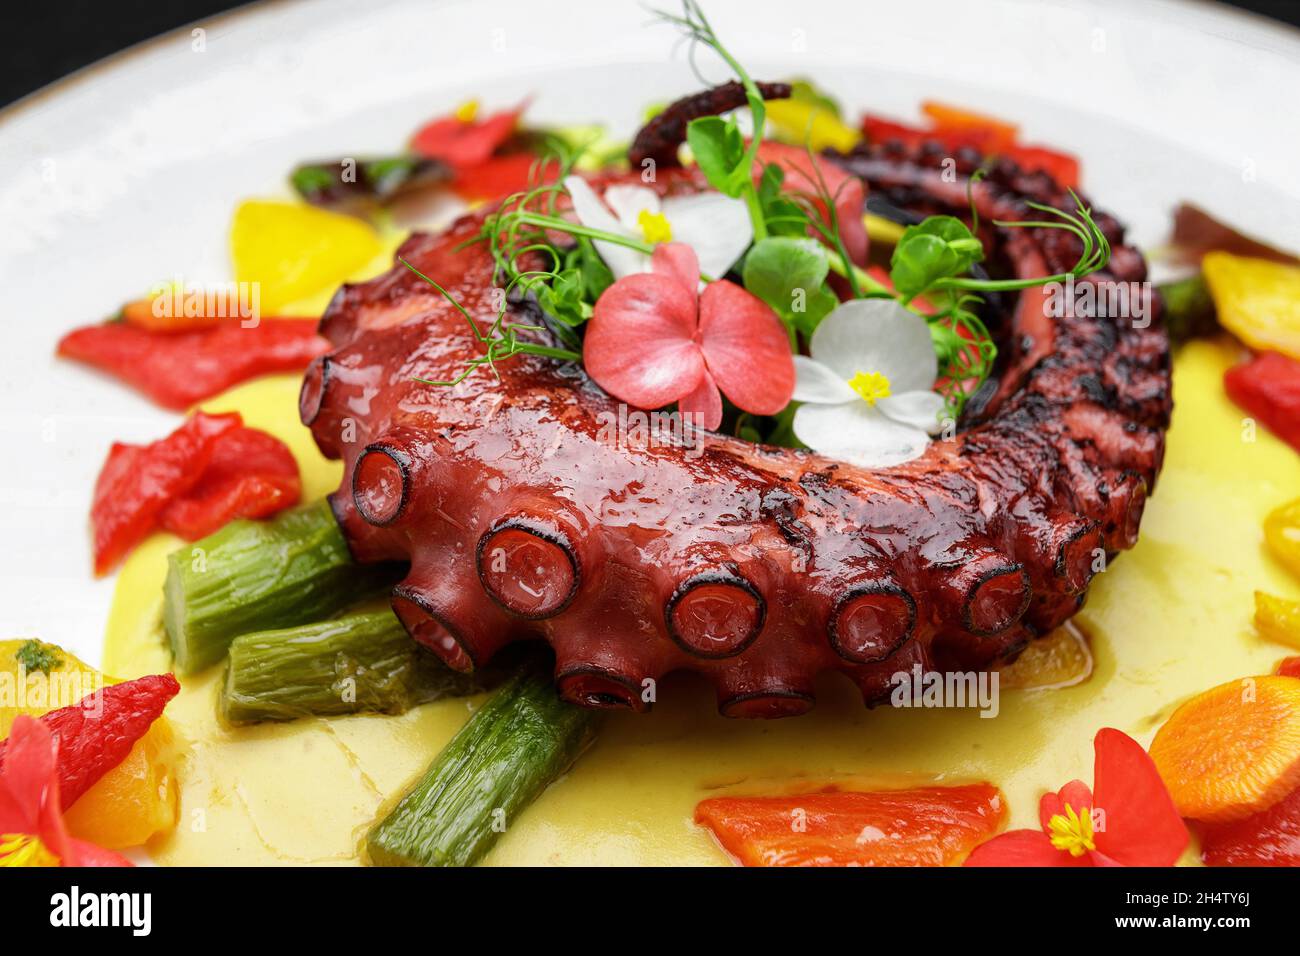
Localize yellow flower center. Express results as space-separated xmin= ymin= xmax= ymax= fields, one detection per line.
xmin=1047 ymin=805 xmax=1096 ymax=857
xmin=637 ymin=210 xmax=674 ymax=245
xmin=0 ymin=833 xmax=60 ymax=867
xmin=454 ymin=99 xmax=480 ymax=124
xmin=848 ymin=370 xmax=892 ymax=406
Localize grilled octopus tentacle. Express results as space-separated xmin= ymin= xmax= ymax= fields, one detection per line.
xmin=302 ymin=133 xmax=1170 ymax=719
xmin=628 ymin=80 xmax=791 ymax=170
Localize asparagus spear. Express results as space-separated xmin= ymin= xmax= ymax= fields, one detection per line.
xmin=367 ymin=663 xmax=600 ymax=867
xmin=164 ymin=501 xmax=400 ymax=674
xmin=222 ymin=608 xmax=480 ymax=723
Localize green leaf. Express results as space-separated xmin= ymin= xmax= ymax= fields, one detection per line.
xmin=290 ymin=164 xmax=338 ymax=199
xmin=793 ymin=286 xmax=840 ymax=337
xmin=686 ymin=116 xmax=747 ymax=198
xmin=889 ymin=215 xmax=986 ymax=300
xmin=743 ymin=236 xmax=837 ymax=335
xmin=536 ymin=268 xmax=592 ymax=328
xmin=757 ymin=164 xmax=809 ymax=238
xmin=565 ymin=238 xmax=614 ymax=302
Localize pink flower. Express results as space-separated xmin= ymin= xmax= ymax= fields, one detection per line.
xmin=583 ymin=243 xmax=795 ymax=430
xmin=754 ymin=141 xmax=869 ymax=267
xmin=964 ymin=728 xmax=1188 ymax=867
xmin=0 ymin=716 xmax=130 ymax=867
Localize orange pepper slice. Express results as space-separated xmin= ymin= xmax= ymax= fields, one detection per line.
xmin=63 ymin=720 xmax=179 ymax=850
xmin=695 ymin=784 xmax=1005 ymax=866
xmin=121 ymin=294 xmax=222 ymax=333
xmin=920 ymin=101 xmax=1019 ymax=152
xmin=1150 ymin=675 xmax=1300 ymax=822
xmin=997 ymin=625 xmax=1093 ymax=690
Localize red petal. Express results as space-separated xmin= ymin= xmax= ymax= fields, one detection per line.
xmin=0 ymin=718 xmax=74 ymax=863
xmin=698 ymin=280 xmax=795 ymax=416
xmin=0 ymin=717 xmax=55 ymax=830
xmin=64 ymin=839 xmax=134 ymax=868
xmin=755 ymin=141 xmax=869 ymax=265
xmin=652 ymin=242 xmax=700 ymax=296
xmin=584 ymin=273 xmax=706 ymax=409
xmin=834 ymin=176 xmax=869 ymax=266
xmin=678 ymin=368 xmax=723 ymax=431
xmin=963 ymin=829 xmax=1087 ymax=867
xmin=1039 ymin=779 xmax=1093 ymax=832
xmin=1091 ymin=727 xmax=1189 ymax=866
xmin=411 ymin=104 xmax=524 ymax=167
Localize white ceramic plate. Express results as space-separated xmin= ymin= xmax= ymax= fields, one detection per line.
xmin=1 ymin=0 xmax=1298 ymax=667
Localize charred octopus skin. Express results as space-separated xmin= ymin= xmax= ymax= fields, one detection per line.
xmin=302 ymin=92 xmax=1170 ymax=719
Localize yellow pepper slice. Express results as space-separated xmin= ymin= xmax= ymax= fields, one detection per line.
xmin=1264 ymin=497 xmax=1300 ymax=580
xmin=231 ymin=200 xmax=382 ymax=313
xmin=0 ymin=639 xmax=106 ymax=736
xmin=1203 ymin=252 xmax=1300 ymax=361
xmin=1255 ymin=591 xmax=1300 ymax=650
xmin=764 ymin=98 xmax=860 ymax=154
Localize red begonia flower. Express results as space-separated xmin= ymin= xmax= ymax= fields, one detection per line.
xmin=583 ymin=243 xmax=794 ymax=430
xmin=0 ymin=717 xmax=131 ymax=867
xmin=754 ymin=141 xmax=869 ymax=266
xmin=964 ymin=728 xmax=1188 ymax=867
xmin=410 ymin=102 xmax=525 ymax=169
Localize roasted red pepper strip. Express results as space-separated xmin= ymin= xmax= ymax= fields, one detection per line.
xmin=1005 ymin=145 xmax=1080 ymax=190
xmin=451 ymin=152 xmax=557 ymax=202
xmin=1199 ymin=783 xmax=1300 ymax=866
xmin=157 ymin=426 xmax=301 ymax=540
xmin=0 ymin=674 xmax=180 ymax=810
xmin=1224 ymin=350 xmax=1300 ymax=454
xmin=860 ymin=112 xmax=1080 ymax=189
xmin=695 ymin=785 xmax=1006 ymax=866
xmin=1280 ymin=657 xmax=1300 ymax=679
xmin=57 ymin=318 xmax=329 ymax=410
xmin=91 ymin=411 xmax=240 ymax=574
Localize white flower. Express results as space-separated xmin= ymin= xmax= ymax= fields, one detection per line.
xmin=563 ymin=175 xmax=752 ymax=281
xmin=792 ymin=299 xmax=947 ymax=468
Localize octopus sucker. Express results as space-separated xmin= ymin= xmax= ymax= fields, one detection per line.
xmin=302 ymin=87 xmax=1171 ymax=718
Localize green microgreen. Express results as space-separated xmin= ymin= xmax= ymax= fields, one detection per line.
xmin=14 ymin=639 xmax=63 ymax=675
xmin=400 ymin=257 xmax=581 ymax=387
xmin=405 ymin=0 xmax=1111 ymax=434
xmin=741 ymin=236 xmax=837 ymax=344
xmin=653 ymin=0 xmax=770 ymax=240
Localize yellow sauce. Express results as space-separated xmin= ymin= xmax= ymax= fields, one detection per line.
xmin=102 ymin=338 xmax=1300 ymax=865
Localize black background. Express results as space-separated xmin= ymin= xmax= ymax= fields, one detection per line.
xmin=2 ymin=0 xmax=1299 ymax=108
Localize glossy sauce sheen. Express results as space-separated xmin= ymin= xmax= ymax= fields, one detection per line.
xmin=103 ymin=342 xmax=1300 ymax=864
xmin=300 ymin=164 xmax=1168 ymax=716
